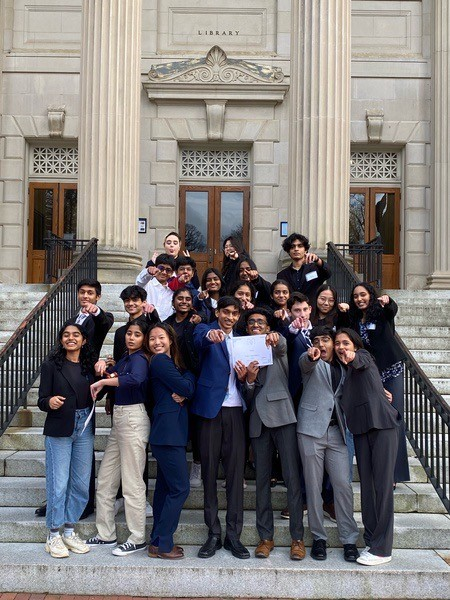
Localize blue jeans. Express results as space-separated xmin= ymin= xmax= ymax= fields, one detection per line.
xmin=45 ymin=408 xmax=94 ymax=529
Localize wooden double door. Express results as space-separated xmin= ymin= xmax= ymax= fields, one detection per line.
xmin=179 ymin=185 xmax=250 ymax=280
xmin=349 ymin=187 xmax=401 ymax=289
xmin=27 ymin=182 xmax=77 ymax=283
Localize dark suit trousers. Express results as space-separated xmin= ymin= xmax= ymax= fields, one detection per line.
xmin=150 ymin=445 xmax=190 ymax=553
xmin=198 ymin=407 xmax=245 ymax=541
xmin=252 ymin=423 xmax=304 ymax=541
xmin=384 ymin=374 xmax=410 ymax=483
xmin=354 ymin=427 xmax=399 ymax=556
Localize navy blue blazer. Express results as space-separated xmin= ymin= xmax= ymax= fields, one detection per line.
xmin=191 ymin=322 xmax=243 ymax=419
xmin=149 ymin=353 xmax=196 ymax=447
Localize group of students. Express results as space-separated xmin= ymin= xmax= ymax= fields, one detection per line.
xmin=37 ymin=231 xmax=409 ymax=567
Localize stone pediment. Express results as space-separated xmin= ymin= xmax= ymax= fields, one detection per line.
xmin=147 ymin=45 xmax=284 ymax=85
xmin=143 ymin=46 xmax=288 ymax=104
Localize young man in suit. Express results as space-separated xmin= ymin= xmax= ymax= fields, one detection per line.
xmin=277 ymin=233 xmax=331 ymax=299
xmin=35 ymin=278 xmax=114 ymax=519
xmin=191 ymin=296 xmax=250 ymax=560
xmin=297 ymin=326 xmax=359 ymax=562
xmin=240 ymin=308 xmax=305 ymax=560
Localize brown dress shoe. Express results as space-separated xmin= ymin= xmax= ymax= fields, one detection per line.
xmin=255 ymin=539 xmax=274 ymax=558
xmin=290 ymin=539 xmax=306 ymax=561
xmin=148 ymin=544 xmax=184 ymax=558
xmin=158 ymin=545 xmax=185 ymax=560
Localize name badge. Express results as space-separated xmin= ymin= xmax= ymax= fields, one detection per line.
xmin=367 ymin=323 xmax=376 ymax=330
xmin=305 ymin=271 xmax=318 ymax=282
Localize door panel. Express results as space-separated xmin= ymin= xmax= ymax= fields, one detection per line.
xmin=349 ymin=187 xmax=400 ymax=289
xmin=27 ymin=182 xmax=77 ymax=283
xmin=180 ymin=185 xmax=250 ymax=280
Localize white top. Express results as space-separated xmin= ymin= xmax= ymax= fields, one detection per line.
xmin=136 ymin=268 xmax=174 ymax=321
xmin=222 ymin=330 xmax=242 ymax=408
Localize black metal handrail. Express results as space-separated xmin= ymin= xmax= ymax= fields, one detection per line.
xmin=327 ymin=241 xmax=449 ymax=512
xmin=334 ymin=240 xmax=383 ymax=290
xmin=44 ymin=234 xmax=93 ymax=284
xmin=0 ymin=238 xmax=98 ymax=436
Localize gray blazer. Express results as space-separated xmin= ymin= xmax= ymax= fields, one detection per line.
xmin=296 ymin=353 xmax=347 ymax=442
xmin=242 ymin=335 xmax=297 ymax=438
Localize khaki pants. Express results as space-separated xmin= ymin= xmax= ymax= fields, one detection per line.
xmin=96 ymin=403 xmax=150 ymax=544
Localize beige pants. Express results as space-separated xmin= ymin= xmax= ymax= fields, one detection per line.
xmin=96 ymin=403 xmax=150 ymax=544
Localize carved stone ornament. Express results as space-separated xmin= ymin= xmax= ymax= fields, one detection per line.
xmin=366 ymin=109 xmax=384 ymax=143
xmin=47 ymin=105 xmax=66 ymax=138
xmin=147 ymin=45 xmax=285 ymax=85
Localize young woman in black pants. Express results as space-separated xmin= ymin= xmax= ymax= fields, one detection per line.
xmin=345 ymin=282 xmax=410 ymax=485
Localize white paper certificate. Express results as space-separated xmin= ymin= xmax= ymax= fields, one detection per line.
xmin=231 ymin=335 xmax=273 ymax=367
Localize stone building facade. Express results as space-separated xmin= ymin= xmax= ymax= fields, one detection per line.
xmin=0 ymin=0 xmax=448 ymax=290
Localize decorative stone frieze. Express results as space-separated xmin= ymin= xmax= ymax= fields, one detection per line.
xmin=143 ymin=46 xmax=288 ymax=103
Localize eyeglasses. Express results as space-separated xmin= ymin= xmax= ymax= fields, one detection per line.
xmin=247 ymin=318 xmax=267 ymax=326
xmin=158 ymin=266 xmax=173 ymax=273
xmin=317 ymin=297 xmax=335 ymax=304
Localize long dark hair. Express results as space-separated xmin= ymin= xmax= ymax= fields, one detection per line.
xmin=348 ymin=282 xmax=383 ymax=326
xmin=221 ymin=236 xmax=249 ymax=280
xmin=229 ymin=280 xmax=256 ymax=302
xmin=146 ymin=322 xmax=186 ymax=371
xmin=201 ymin=267 xmax=225 ymax=296
xmin=335 ymin=327 xmax=364 ymax=351
xmin=125 ymin=318 xmax=152 ymax=361
xmin=311 ymin=284 xmax=338 ymax=327
xmin=48 ymin=321 xmax=96 ymax=375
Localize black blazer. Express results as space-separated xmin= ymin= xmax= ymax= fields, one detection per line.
xmin=340 ymin=349 xmax=401 ymax=435
xmin=81 ymin=308 xmax=114 ymax=359
xmin=347 ymin=299 xmax=405 ymax=372
xmin=38 ymin=360 xmax=95 ymax=437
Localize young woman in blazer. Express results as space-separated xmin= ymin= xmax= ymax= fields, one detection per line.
xmin=346 ymin=282 xmax=409 ymax=484
xmin=38 ymin=322 xmax=96 ymax=558
xmin=87 ymin=320 xmax=151 ymax=556
xmin=336 ymin=328 xmax=401 ymax=566
xmin=147 ymin=322 xmax=196 ymax=559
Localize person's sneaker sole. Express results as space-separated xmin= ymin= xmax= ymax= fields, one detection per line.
xmin=112 ymin=543 xmax=147 ymax=556
xmin=86 ymin=537 xmax=117 ymax=548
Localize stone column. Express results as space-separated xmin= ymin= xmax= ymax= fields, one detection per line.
xmin=78 ymin=0 xmax=142 ymax=282
xmin=427 ymin=1 xmax=450 ymax=289
xmin=288 ymin=0 xmax=351 ymax=251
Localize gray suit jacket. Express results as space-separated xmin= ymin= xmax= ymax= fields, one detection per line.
xmin=296 ymin=353 xmax=347 ymax=442
xmin=242 ymin=335 xmax=297 ymax=438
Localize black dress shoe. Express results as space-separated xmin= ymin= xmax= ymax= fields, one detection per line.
xmin=35 ymin=503 xmax=46 ymax=517
xmin=79 ymin=505 xmax=95 ymax=520
xmin=311 ymin=539 xmax=327 ymax=560
xmin=198 ymin=535 xmax=222 ymax=558
xmin=223 ymin=537 xmax=250 ymax=559
xmin=343 ymin=543 xmax=360 ymax=562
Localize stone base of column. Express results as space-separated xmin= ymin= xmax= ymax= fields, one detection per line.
xmin=97 ymin=247 xmax=143 ymax=284
xmin=426 ymin=271 xmax=450 ymax=290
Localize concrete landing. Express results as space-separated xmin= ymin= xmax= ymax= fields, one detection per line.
xmin=0 ymin=544 xmax=448 ymax=599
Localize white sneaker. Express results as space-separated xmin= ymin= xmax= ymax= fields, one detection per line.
xmin=114 ymin=497 xmax=125 ymax=515
xmin=357 ymin=551 xmax=392 ymax=566
xmin=45 ymin=534 xmax=69 ymax=558
xmin=63 ymin=532 xmax=90 ymax=554
xmin=189 ymin=462 xmax=202 ymax=488
xmin=146 ymin=501 xmax=153 ymax=518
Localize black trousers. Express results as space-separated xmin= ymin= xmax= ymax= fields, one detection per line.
xmin=198 ymin=407 xmax=245 ymax=541
xmin=252 ymin=423 xmax=304 ymax=541
xmin=354 ymin=427 xmax=399 ymax=556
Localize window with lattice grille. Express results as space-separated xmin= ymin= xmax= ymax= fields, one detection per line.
xmin=181 ymin=149 xmax=249 ymax=180
xmin=350 ymin=151 xmax=400 ymax=181
xmin=32 ymin=147 xmax=78 ymax=175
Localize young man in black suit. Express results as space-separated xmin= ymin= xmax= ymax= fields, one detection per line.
xmin=277 ymin=233 xmax=331 ymax=299
xmin=35 ymin=278 xmax=114 ymax=518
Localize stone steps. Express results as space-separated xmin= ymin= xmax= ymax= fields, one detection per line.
xmin=0 ymin=448 xmax=429 ymax=484
xmin=0 ymin=476 xmax=442 ymax=514
xmin=0 ymin=544 xmax=448 ymax=600
xmin=0 ymin=505 xmax=449 ymax=549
